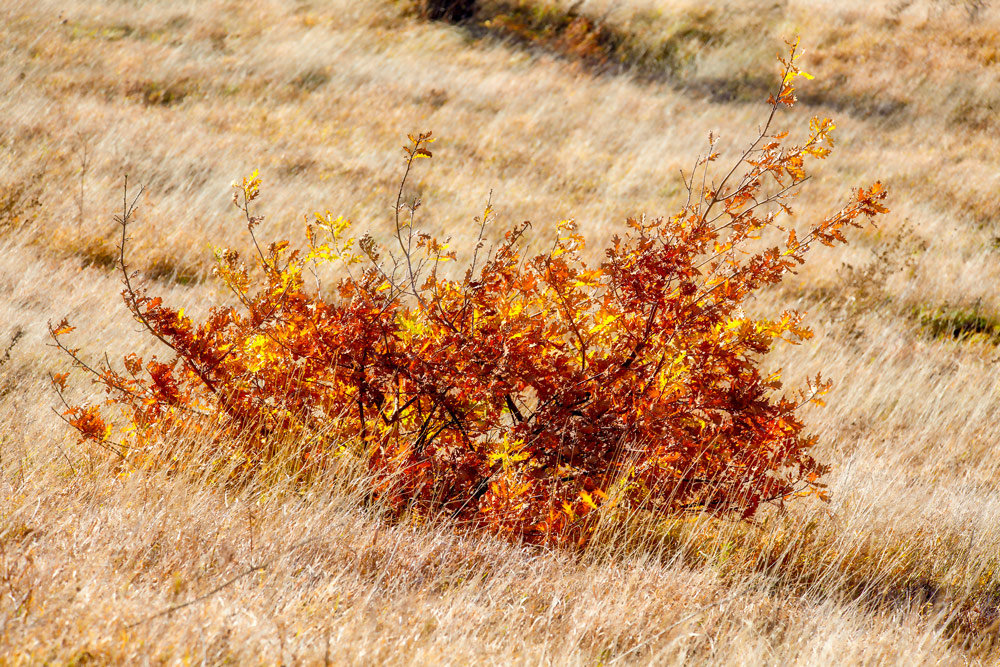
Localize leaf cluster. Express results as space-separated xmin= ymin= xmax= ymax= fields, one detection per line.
xmin=51 ymin=41 xmax=888 ymax=545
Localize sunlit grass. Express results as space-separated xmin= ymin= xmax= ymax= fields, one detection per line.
xmin=2 ymin=0 xmax=1000 ymax=662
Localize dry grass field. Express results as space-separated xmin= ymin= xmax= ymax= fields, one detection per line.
xmin=3 ymin=0 xmax=1000 ymax=663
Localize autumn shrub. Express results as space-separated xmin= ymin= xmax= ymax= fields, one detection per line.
xmin=51 ymin=41 xmax=888 ymax=546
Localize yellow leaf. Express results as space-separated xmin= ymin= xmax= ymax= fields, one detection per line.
xmin=588 ymin=313 xmax=621 ymax=335
xmin=783 ymin=69 xmax=814 ymax=85
xmin=399 ymin=312 xmax=427 ymax=336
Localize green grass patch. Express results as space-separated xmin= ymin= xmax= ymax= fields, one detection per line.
xmin=916 ymin=303 xmax=1000 ymax=344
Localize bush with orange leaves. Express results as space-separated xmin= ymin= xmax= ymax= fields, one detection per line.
xmin=51 ymin=41 xmax=888 ymax=546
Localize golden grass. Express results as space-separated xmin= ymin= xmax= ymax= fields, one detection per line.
xmin=3 ymin=0 xmax=1000 ymax=662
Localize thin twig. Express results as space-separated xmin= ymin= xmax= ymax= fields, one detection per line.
xmin=124 ymin=537 xmax=320 ymax=629
xmin=0 ymin=328 xmax=23 ymax=371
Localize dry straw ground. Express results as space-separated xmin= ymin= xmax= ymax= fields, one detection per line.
xmin=2 ymin=0 xmax=1000 ymax=663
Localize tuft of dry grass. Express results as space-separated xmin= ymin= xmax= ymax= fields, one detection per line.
xmin=3 ymin=0 xmax=1000 ymax=662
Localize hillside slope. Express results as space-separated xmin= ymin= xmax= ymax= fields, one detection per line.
xmin=2 ymin=0 xmax=1000 ymax=662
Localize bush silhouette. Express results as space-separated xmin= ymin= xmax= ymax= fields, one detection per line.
xmin=420 ymin=0 xmax=477 ymax=22
xmin=52 ymin=41 xmax=887 ymax=545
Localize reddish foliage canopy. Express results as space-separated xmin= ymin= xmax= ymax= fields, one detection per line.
xmin=52 ymin=42 xmax=888 ymax=545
